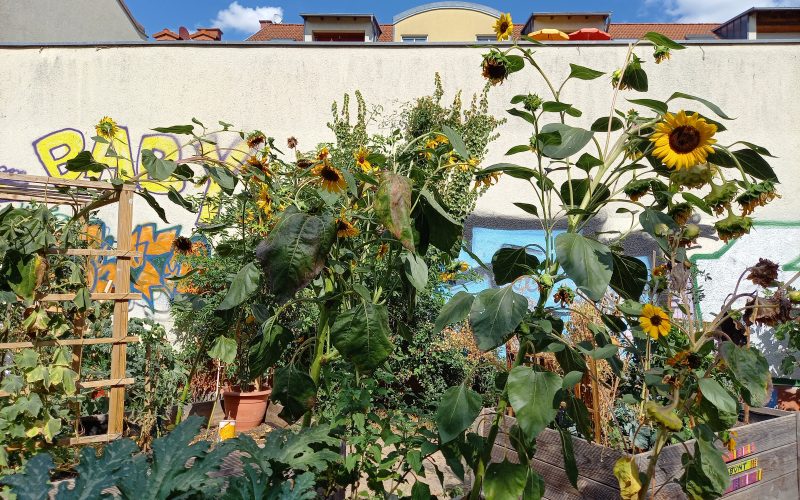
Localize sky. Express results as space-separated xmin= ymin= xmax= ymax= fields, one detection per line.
xmin=125 ymin=0 xmax=800 ymax=40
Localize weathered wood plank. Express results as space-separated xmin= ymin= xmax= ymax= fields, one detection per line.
xmin=0 ymin=335 xmax=139 ymax=349
xmin=725 ymin=470 xmax=799 ymax=500
xmin=0 ymin=172 xmax=133 ymax=191
xmin=531 ymin=457 xmax=620 ymax=500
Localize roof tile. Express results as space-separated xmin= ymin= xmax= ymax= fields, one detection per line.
xmin=608 ymin=23 xmax=720 ymax=40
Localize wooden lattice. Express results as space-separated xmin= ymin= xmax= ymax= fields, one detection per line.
xmin=0 ymin=173 xmax=139 ymax=445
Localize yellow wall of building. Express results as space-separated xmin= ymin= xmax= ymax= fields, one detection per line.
xmin=394 ymin=9 xmax=498 ymax=42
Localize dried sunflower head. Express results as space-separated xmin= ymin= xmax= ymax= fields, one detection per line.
xmin=747 ymin=258 xmax=779 ymax=287
xmin=714 ymin=213 xmax=752 ymax=243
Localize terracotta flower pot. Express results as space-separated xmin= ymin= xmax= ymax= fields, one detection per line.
xmin=222 ymin=388 xmax=271 ymax=432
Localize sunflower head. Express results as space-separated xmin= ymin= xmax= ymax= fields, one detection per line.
xmin=623 ymin=178 xmax=652 ymax=202
xmin=317 ymin=147 xmax=330 ymax=161
xmin=747 ymin=258 xmax=779 ymax=287
xmin=354 ymin=146 xmax=375 ymax=173
xmin=256 ymin=186 xmax=272 ymax=216
xmin=653 ymin=46 xmax=671 ymax=64
xmin=336 ymin=217 xmax=359 ymax=238
xmin=668 ymin=202 xmax=694 ymax=225
xmin=639 ymin=303 xmax=671 ymax=340
xmin=172 ymin=236 xmax=195 ymax=256
xmin=493 ymin=13 xmax=514 ymax=41
xmin=736 ymin=180 xmax=779 ymax=216
xmin=474 ymin=170 xmax=502 ymax=190
xmin=95 ymin=116 xmax=120 ymax=140
xmin=311 ymin=161 xmax=347 ymax=193
xmin=287 ymin=136 xmax=298 ymax=149
xmin=714 ymin=213 xmax=753 ymax=243
xmin=704 ymin=181 xmax=739 ymax=215
xmin=376 ymin=243 xmax=389 ymax=260
xmin=670 ymin=162 xmax=717 ymax=190
xmin=246 ymin=155 xmax=271 ymax=178
xmin=553 ymin=286 xmax=575 ymax=307
xmin=481 ymin=50 xmax=511 ymax=85
xmin=650 ymin=111 xmax=717 ymax=170
xmin=246 ymin=131 xmax=266 ymax=150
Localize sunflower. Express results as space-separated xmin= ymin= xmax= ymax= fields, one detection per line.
xmin=246 ymin=155 xmax=271 ymax=178
xmin=246 ymin=132 xmax=266 ymax=150
xmin=95 ymin=116 xmax=120 ymax=140
xmin=715 ymin=213 xmax=753 ymax=243
xmin=474 ymin=170 xmax=502 ymax=189
xmin=481 ymin=51 xmax=511 ymax=85
xmin=256 ymin=186 xmax=272 ymax=216
xmin=493 ymin=13 xmax=513 ymax=41
xmin=354 ymin=146 xmax=375 ymax=173
xmin=312 ymin=161 xmax=347 ymax=193
xmin=172 ymin=236 xmax=194 ymax=256
xmin=287 ymin=136 xmax=298 ymax=149
xmin=653 ymin=46 xmax=671 ymax=64
xmin=377 ymin=243 xmax=389 ymax=260
xmin=336 ymin=217 xmax=359 ymax=238
xmin=650 ymin=111 xmax=717 ymax=170
xmin=317 ymin=147 xmax=330 ymax=161
xmin=639 ymin=304 xmax=671 ymax=340
xmin=736 ymin=181 xmax=779 ymax=216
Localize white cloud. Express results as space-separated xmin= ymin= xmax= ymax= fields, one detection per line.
xmin=647 ymin=0 xmax=800 ymax=22
xmin=212 ymin=2 xmax=283 ymax=33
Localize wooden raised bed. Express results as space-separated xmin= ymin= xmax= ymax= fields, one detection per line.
xmin=477 ymin=407 xmax=799 ymax=499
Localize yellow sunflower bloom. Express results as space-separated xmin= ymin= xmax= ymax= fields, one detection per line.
xmin=256 ymin=186 xmax=272 ymax=216
xmin=639 ymin=303 xmax=671 ymax=340
xmin=336 ymin=217 xmax=359 ymax=238
xmin=474 ymin=171 xmax=502 ymax=190
xmin=311 ymin=161 xmax=347 ymax=193
xmin=434 ymin=134 xmax=449 ymax=145
xmin=354 ymin=146 xmax=375 ymax=173
xmin=650 ymin=111 xmax=717 ymax=170
xmin=317 ymin=147 xmax=330 ymax=161
xmin=95 ymin=116 xmax=120 ymax=140
xmin=494 ymin=13 xmax=514 ymax=41
xmin=246 ymin=132 xmax=266 ymax=150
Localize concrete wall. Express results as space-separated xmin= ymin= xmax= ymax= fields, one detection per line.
xmin=394 ymin=9 xmax=498 ymax=41
xmin=1 ymin=41 xmax=799 ymax=371
xmin=0 ymin=0 xmax=146 ymax=42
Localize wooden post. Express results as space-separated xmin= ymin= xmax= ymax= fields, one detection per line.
xmin=108 ymin=189 xmax=133 ymax=435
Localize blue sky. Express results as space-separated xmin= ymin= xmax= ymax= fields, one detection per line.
xmin=125 ymin=1 xmax=799 ymax=40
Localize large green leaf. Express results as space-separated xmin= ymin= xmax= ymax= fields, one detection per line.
xmin=733 ymin=149 xmax=778 ymax=182
xmin=152 ymin=124 xmax=194 ymax=135
xmin=434 ymin=291 xmax=474 ymax=333
xmin=539 ymin=123 xmax=594 ymax=159
xmin=668 ymin=92 xmax=732 ymax=120
xmin=402 ymin=252 xmax=429 ymax=292
xmin=484 ymin=459 xmax=529 ymax=499
xmin=698 ymin=378 xmax=737 ymax=415
xmin=491 ymin=247 xmax=540 ymax=285
xmin=2 ymin=251 xmax=39 ymax=302
xmin=557 ymin=425 xmax=579 ymax=488
xmin=136 ymin=189 xmax=169 ymax=224
xmin=255 ymin=207 xmax=336 ymax=301
xmin=141 ymin=149 xmax=178 ymax=181
xmin=208 ymin=336 xmax=237 ymax=364
xmin=375 ymin=173 xmax=415 ymax=252
xmin=508 ymin=367 xmax=562 ymax=439
xmin=568 ymin=63 xmax=604 ymax=80
xmin=65 ymin=151 xmax=105 ymax=173
xmin=721 ymin=342 xmax=771 ymax=407
xmin=469 ymin=286 xmax=529 ymax=351
xmin=435 ymin=383 xmax=482 ymax=444
xmin=217 ymin=262 xmax=261 ymax=311
xmin=681 ymin=427 xmax=730 ymax=499
xmin=248 ymin=318 xmax=292 ymax=376
xmin=55 ymin=439 xmax=139 ymax=499
xmin=555 ymin=233 xmax=613 ymax=302
xmin=330 ymin=301 xmax=392 ymax=373
xmin=609 ymin=252 xmax=647 ymax=300
xmin=441 ymin=125 xmax=470 ymax=159
xmin=643 ymin=32 xmax=686 ymax=50
xmin=419 ymin=189 xmax=463 ymax=254
xmin=272 ymin=366 xmax=317 ymax=423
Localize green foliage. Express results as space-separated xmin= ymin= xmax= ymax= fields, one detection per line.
xmin=435 ymin=383 xmax=482 ymax=444
xmin=330 ymin=301 xmax=393 ymax=373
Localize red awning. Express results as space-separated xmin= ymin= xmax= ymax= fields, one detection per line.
xmin=568 ymin=28 xmax=612 ymax=40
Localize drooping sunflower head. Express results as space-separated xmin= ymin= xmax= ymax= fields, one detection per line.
xmin=311 ymin=161 xmax=347 ymax=193
xmin=493 ymin=13 xmax=514 ymax=41
xmin=715 ymin=213 xmax=753 ymax=243
xmin=623 ymin=178 xmax=652 ymax=202
xmin=650 ymin=111 xmax=717 ymax=170
xmin=287 ymin=136 xmax=298 ymax=149
xmin=354 ymin=146 xmax=374 ymax=173
xmin=653 ymin=46 xmax=671 ymax=64
xmin=704 ymin=181 xmax=739 ymax=215
xmin=670 ymin=162 xmax=717 ymax=190
xmin=246 ymin=155 xmax=271 ymax=178
xmin=246 ymin=131 xmax=266 ymax=150
xmin=172 ymin=236 xmax=195 ymax=256
xmin=553 ymin=285 xmax=575 ymax=307
xmin=668 ymin=202 xmax=694 ymax=225
xmin=747 ymin=258 xmax=779 ymax=288
xmin=639 ymin=303 xmax=671 ymax=340
xmin=736 ymin=180 xmax=779 ymax=216
xmin=336 ymin=217 xmax=359 ymax=238
xmin=474 ymin=170 xmax=502 ymax=190
xmin=481 ymin=50 xmax=511 ymax=85
xmin=95 ymin=116 xmax=120 ymax=140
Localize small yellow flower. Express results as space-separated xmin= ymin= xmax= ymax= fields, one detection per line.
xmin=458 ymin=262 xmax=469 ymax=272
xmin=256 ymin=186 xmax=272 ymax=216
xmin=95 ymin=116 xmax=120 ymax=140
xmin=434 ymin=134 xmax=449 ymax=145
xmin=494 ymin=13 xmax=514 ymax=41
xmin=317 ymin=147 xmax=330 ymax=161
xmin=377 ymin=243 xmax=389 ymax=260
xmin=639 ymin=304 xmax=671 ymax=340
xmin=336 ymin=217 xmax=359 ymax=238
xmin=354 ymin=146 xmax=375 ymax=173
xmin=439 ymin=271 xmax=456 ymax=282
xmin=311 ymin=160 xmax=347 ymax=193
xmin=474 ymin=171 xmax=502 ymax=190
xmin=650 ymin=111 xmax=717 ymax=170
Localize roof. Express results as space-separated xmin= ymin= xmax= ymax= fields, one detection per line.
xmin=117 ymin=0 xmax=147 ymax=38
xmin=608 ymin=23 xmax=720 ymax=40
xmin=531 ymin=12 xmax=611 ymax=17
xmin=394 ymin=2 xmax=501 ymax=23
xmin=715 ymin=6 xmax=800 ymax=33
xmin=247 ymin=23 xmax=303 ymax=41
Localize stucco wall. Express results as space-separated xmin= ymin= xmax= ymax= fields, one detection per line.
xmin=0 ymin=0 xmax=146 ymax=42
xmin=1 ymin=41 xmax=799 ymax=371
xmin=394 ymin=9 xmax=498 ymax=41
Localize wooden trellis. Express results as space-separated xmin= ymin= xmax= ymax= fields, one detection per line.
xmin=0 ymin=173 xmax=140 ymax=444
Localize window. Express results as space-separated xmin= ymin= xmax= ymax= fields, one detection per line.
xmin=401 ymin=35 xmax=428 ymax=43
xmin=313 ymin=32 xmax=365 ymax=42
xmin=476 ymin=35 xmax=496 ymax=42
